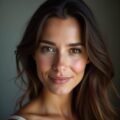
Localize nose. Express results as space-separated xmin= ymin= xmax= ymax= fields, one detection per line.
xmin=52 ymin=51 xmax=68 ymax=72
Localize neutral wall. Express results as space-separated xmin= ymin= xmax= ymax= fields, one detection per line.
xmin=0 ymin=0 xmax=120 ymax=120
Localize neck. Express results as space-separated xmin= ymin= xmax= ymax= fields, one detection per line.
xmin=39 ymin=88 xmax=73 ymax=117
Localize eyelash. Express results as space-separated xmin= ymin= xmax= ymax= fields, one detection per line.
xmin=40 ymin=46 xmax=56 ymax=54
xmin=70 ymin=48 xmax=82 ymax=54
xmin=39 ymin=46 xmax=82 ymax=55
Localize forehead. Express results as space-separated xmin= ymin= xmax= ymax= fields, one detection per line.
xmin=40 ymin=17 xmax=82 ymax=44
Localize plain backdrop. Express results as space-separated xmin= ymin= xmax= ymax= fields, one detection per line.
xmin=0 ymin=0 xmax=120 ymax=120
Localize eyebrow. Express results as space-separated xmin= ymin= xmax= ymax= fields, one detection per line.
xmin=40 ymin=40 xmax=84 ymax=46
xmin=40 ymin=40 xmax=55 ymax=46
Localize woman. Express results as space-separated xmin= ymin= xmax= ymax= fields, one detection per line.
xmin=9 ymin=0 xmax=117 ymax=120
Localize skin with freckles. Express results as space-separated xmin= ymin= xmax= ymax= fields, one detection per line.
xmin=18 ymin=17 xmax=89 ymax=120
xmin=34 ymin=17 xmax=89 ymax=95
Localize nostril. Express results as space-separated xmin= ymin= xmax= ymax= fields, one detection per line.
xmin=52 ymin=63 xmax=67 ymax=73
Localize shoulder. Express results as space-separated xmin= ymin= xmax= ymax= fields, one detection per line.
xmin=8 ymin=115 xmax=26 ymax=120
xmin=17 ymin=97 xmax=42 ymax=115
xmin=13 ymin=97 xmax=42 ymax=119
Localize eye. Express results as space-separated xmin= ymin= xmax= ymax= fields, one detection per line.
xmin=70 ymin=48 xmax=82 ymax=54
xmin=40 ymin=46 xmax=56 ymax=54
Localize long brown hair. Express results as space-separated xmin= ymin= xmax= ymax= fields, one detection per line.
xmin=16 ymin=0 xmax=117 ymax=119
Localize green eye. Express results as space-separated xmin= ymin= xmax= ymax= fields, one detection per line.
xmin=70 ymin=48 xmax=82 ymax=54
xmin=40 ymin=46 xmax=56 ymax=54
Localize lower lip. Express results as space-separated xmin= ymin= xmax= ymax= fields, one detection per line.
xmin=49 ymin=77 xmax=71 ymax=84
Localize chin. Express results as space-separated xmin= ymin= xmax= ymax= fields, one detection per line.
xmin=49 ymin=87 xmax=72 ymax=96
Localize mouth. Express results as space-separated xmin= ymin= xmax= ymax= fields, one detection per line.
xmin=48 ymin=76 xmax=72 ymax=84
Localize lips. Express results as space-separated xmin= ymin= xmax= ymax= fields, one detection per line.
xmin=49 ymin=76 xmax=72 ymax=84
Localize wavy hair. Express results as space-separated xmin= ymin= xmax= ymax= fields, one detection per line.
xmin=16 ymin=0 xmax=117 ymax=119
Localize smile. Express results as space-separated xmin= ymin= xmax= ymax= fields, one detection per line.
xmin=49 ymin=76 xmax=72 ymax=84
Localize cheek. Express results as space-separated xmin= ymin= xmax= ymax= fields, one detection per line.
xmin=35 ymin=57 xmax=52 ymax=83
xmin=36 ymin=57 xmax=51 ymax=71
xmin=71 ymin=59 xmax=87 ymax=73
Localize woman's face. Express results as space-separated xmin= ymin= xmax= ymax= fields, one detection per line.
xmin=34 ymin=17 xmax=89 ymax=95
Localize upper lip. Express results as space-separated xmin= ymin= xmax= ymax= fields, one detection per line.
xmin=49 ymin=76 xmax=72 ymax=80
